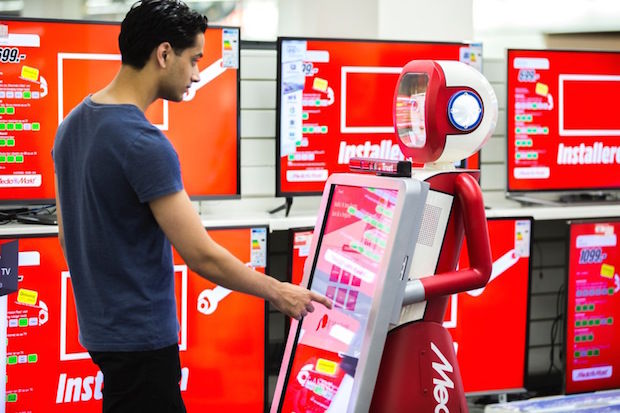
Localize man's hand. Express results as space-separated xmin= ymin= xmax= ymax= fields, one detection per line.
xmin=270 ymin=281 xmax=332 ymax=320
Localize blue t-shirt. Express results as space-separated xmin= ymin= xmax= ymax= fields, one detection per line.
xmin=53 ymin=96 xmax=183 ymax=352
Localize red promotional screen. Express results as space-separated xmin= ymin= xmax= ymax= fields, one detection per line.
xmin=289 ymin=227 xmax=314 ymax=286
xmin=0 ymin=18 xmax=239 ymax=203
xmin=277 ymin=38 xmax=482 ymax=196
xmin=565 ymin=220 xmax=620 ymax=394
xmin=507 ymin=49 xmax=620 ymax=193
xmin=278 ymin=185 xmax=398 ymax=412
xmin=444 ymin=217 xmax=531 ymax=394
xmin=4 ymin=227 xmax=266 ymax=412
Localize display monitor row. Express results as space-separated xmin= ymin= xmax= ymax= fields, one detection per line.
xmin=1 ymin=226 xmax=267 ymax=412
xmin=290 ymin=217 xmax=620 ymax=397
xmin=6 ymin=18 xmax=620 ymax=205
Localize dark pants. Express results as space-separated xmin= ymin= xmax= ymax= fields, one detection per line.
xmin=89 ymin=344 xmax=186 ymax=413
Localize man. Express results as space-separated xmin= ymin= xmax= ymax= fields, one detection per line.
xmin=52 ymin=1 xmax=331 ymax=412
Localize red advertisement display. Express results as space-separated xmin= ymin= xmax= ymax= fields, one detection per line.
xmin=507 ymin=49 xmax=620 ymax=193
xmin=565 ymin=220 xmax=620 ymax=394
xmin=445 ymin=218 xmax=531 ymax=394
xmin=0 ymin=19 xmax=240 ymax=203
xmin=279 ymin=185 xmax=398 ymax=412
xmin=277 ymin=38 xmax=482 ymax=196
xmin=289 ymin=228 xmax=314 ymax=286
xmin=4 ymin=227 xmax=266 ymax=412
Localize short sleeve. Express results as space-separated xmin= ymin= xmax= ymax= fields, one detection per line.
xmin=123 ymin=130 xmax=183 ymax=203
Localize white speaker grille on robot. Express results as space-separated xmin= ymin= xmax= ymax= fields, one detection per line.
xmin=418 ymin=203 xmax=442 ymax=247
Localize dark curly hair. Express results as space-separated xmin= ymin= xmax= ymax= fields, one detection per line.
xmin=119 ymin=0 xmax=208 ymax=69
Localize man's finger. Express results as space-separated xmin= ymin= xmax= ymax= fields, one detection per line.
xmin=310 ymin=291 xmax=333 ymax=309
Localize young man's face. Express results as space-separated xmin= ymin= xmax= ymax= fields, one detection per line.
xmin=160 ymin=32 xmax=204 ymax=102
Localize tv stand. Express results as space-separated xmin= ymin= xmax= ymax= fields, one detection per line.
xmin=507 ymin=191 xmax=620 ymax=206
xmin=558 ymin=192 xmax=619 ymax=203
xmin=268 ymin=197 xmax=293 ymax=217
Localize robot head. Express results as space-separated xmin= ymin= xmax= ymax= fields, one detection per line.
xmin=393 ymin=60 xmax=498 ymax=165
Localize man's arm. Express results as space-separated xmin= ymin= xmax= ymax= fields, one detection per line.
xmin=54 ymin=173 xmax=67 ymax=262
xmin=149 ymin=190 xmax=331 ymax=319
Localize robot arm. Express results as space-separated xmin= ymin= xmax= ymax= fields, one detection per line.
xmin=403 ymin=173 xmax=491 ymax=305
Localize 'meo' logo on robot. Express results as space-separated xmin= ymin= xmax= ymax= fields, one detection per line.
xmin=431 ymin=342 xmax=454 ymax=413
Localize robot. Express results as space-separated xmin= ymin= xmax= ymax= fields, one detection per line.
xmin=369 ymin=60 xmax=498 ymax=412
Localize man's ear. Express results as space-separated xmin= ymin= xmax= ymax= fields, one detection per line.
xmin=156 ymin=42 xmax=173 ymax=68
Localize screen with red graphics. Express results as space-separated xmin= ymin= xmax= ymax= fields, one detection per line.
xmin=507 ymin=49 xmax=620 ymax=193
xmin=444 ymin=217 xmax=531 ymax=394
xmin=0 ymin=18 xmax=239 ymax=203
xmin=565 ymin=220 xmax=620 ymax=394
xmin=290 ymin=227 xmax=314 ymax=286
xmin=277 ymin=37 xmax=482 ymax=196
xmin=4 ymin=227 xmax=266 ymax=412
xmin=279 ymin=184 xmax=398 ymax=412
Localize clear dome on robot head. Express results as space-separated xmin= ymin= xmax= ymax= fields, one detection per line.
xmin=393 ymin=60 xmax=498 ymax=166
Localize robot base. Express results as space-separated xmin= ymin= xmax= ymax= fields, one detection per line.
xmin=371 ymin=321 xmax=467 ymax=413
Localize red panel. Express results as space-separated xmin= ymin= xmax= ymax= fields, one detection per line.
xmin=345 ymin=72 xmax=400 ymax=128
xmin=563 ymin=80 xmax=620 ymax=130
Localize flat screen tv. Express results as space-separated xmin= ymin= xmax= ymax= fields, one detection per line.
xmin=506 ymin=49 xmax=620 ymax=201
xmin=446 ymin=217 xmax=532 ymax=394
xmin=276 ymin=37 xmax=483 ymax=197
xmin=0 ymin=18 xmax=240 ymax=204
xmin=565 ymin=219 xmax=620 ymax=394
xmin=2 ymin=226 xmax=266 ymax=412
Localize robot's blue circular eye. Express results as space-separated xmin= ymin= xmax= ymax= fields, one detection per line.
xmin=448 ymin=91 xmax=483 ymax=131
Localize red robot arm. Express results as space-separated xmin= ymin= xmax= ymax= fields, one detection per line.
xmin=424 ymin=173 xmax=491 ymax=298
xmin=403 ymin=173 xmax=492 ymax=305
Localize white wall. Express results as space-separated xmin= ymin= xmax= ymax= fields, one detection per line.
xmin=277 ymin=0 xmax=474 ymax=41
xmin=277 ymin=0 xmax=379 ymax=39
xmin=378 ymin=0 xmax=474 ymax=42
xmin=22 ymin=0 xmax=83 ymax=19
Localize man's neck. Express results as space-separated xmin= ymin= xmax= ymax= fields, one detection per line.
xmin=91 ymin=65 xmax=158 ymax=112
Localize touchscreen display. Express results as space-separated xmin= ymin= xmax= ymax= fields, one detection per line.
xmin=279 ymin=184 xmax=398 ymax=412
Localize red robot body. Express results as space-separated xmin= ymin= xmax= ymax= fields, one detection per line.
xmin=370 ymin=60 xmax=498 ymax=413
